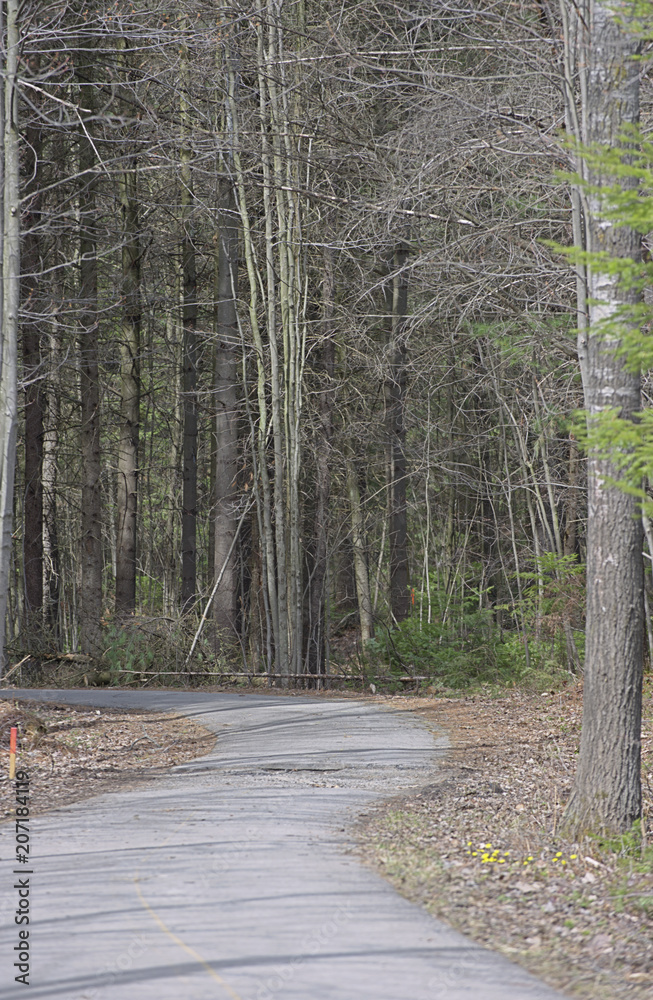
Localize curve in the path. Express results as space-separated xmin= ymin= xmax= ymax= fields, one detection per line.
xmin=0 ymin=689 xmax=565 ymax=1000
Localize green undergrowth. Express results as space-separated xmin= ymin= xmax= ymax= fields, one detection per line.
xmin=364 ymin=558 xmax=584 ymax=692
xmin=99 ymin=618 xmax=239 ymax=686
xmin=593 ymin=821 xmax=653 ymax=865
xmin=591 ymin=822 xmax=653 ymax=916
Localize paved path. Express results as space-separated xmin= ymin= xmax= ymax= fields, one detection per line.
xmin=0 ymin=690 xmax=565 ymax=999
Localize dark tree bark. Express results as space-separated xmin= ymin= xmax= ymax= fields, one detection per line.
xmin=305 ymin=245 xmax=335 ymax=681
xmin=565 ymin=0 xmax=643 ymax=834
xmin=346 ymin=453 xmax=373 ymax=644
xmin=43 ymin=324 xmax=60 ymax=643
xmin=386 ymin=241 xmax=410 ymax=622
xmin=179 ymin=26 xmax=197 ymax=614
xmin=212 ymin=177 xmax=239 ymax=641
xmin=77 ymin=45 xmax=103 ymax=655
xmin=115 ymin=157 xmax=140 ymax=616
xmin=180 ymin=168 xmax=197 ymax=613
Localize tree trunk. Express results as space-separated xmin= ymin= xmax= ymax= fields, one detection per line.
xmin=21 ymin=70 xmax=43 ymax=627
xmin=346 ymin=454 xmax=373 ymax=645
xmin=563 ymin=434 xmax=579 ymax=559
xmin=258 ymin=5 xmax=289 ymax=679
xmin=564 ymin=0 xmax=643 ymax=835
xmin=115 ymin=159 xmax=140 ymax=616
xmin=77 ymin=50 xmax=103 ymax=653
xmin=180 ymin=253 xmax=198 ymax=612
xmin=386 ymin=242 xmax=410 ymax=622
xmin=229 ymin=55 xmax=278 ymax=676
xmin=212 ymin=176 xmax=239 ymax=642
xmin=180 ymin=29 xmax=197 ymax=613
xmin=43 ymin=322 xmax=60 ymax=643
xmin=305 ymin=245 xmax=335 ymax=681
xmin=0 ymin=0 xmax=20 ymax=673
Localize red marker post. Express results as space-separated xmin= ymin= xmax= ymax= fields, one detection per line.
xmin=9 ymin=726 xmax=17 ymax=779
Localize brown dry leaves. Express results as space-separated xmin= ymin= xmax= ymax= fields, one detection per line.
xmin=0 ymin=698 xmax=215 ymax=819
xmin=361 ymin=684 xmax=653 ymax=1000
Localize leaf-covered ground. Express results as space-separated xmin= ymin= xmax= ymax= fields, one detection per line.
xmin=358 ymin=683 xmax=653 ymax=999
xmin=0 ymin=698 xmax=215 ymax=819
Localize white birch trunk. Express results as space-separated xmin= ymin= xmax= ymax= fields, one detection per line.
xmin=0 ymin=0 xmax=20 ymax=674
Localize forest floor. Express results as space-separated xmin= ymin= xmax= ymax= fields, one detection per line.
xmin=1 ymin=683 xmax=651 ymax=999
xmin=360 ymin=681 xmax=653 ymax=1000
xmin=0 ymin=698 xmax=215 ymax=818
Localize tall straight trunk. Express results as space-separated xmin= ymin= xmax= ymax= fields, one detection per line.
xmin=561 ymin=433 xmax=581 ymax=673
xmin=0 ymin=0 xmax=20 ymax=673
xmin=180 ymin=28 xmax=198 ymax=613
xmin=559 ymin=0 xmax=590 ymax=387
xmin=212 ymin=176 xmax=239 ymax=641
xmin=269 ymin=4 xmax=305 ymax=679
xmin=247 ymin=510 xmax=263 ymax=666
xmin=386 ymin=242 xmax=410 ymax=622
xmin=257 ymin=2 xmax=289 ymax=678
xmin=115 ymin=157 xmax=140 ymax=615
xmin=305 ymin=245 xmax=335 ymax=680
xmin=346 ymin=454 xmax=373 ymax=645
xmin=21 ymin=71 xmax=43 ymax=625
xmin=77 ymin=49 xmax=103 ymax=652
xmin=229 ymin=50 xmax=278 ymax=674
xmin=164 ymin=309 xmax=182 ymax=615
xmin=43 ymin=323 xmax=60 ymax=642
xmin=565 ymin=0 xmax=643 ymax=834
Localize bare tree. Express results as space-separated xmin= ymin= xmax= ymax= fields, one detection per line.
xmin=179 ymin=19 xmax=198 ymax=613
xmin=77 ymin=31 xmax=103 ymax=654
xmin=115 ymin=37 xmax=142 ymax=617
xmin=0 ymin=0 xmax=21 ymax=673
xmin=212 ymin=173 xmax=239 ymax=641
xmin=21 ymin=53 xmax=43 ymax=628
xmin=386 ymin=240 xmax=410 ymax=623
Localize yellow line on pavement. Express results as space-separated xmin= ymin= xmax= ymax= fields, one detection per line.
xmin=158 ymin=817 xmax=189 ymax=848
xmin=134 ymin=876 xmax=245 ymax=1000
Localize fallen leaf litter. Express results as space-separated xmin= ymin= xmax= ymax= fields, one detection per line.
xmin=0 ymin=698 xmax=215 ymax=818
xmin=359 ymin=684 xmax=653 ymax=1000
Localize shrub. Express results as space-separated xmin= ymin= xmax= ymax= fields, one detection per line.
xmin=365 ymin=557 xmax=585 ymax=690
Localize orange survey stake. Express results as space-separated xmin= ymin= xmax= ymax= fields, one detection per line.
xmin=9 ymin=726 xmax=17 ymax=780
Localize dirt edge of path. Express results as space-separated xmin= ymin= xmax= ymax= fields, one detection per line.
xmin=0 ymin=697 xmax=216 ymax=820
xmin=354 ymin=684 xmax=653 ymax=1000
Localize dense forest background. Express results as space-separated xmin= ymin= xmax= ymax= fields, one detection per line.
xmin=2 ymin=0 xmax=650 ymax=689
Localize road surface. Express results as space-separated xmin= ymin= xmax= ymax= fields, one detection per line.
xmin=0 ymin=689 xmax=565 ymax=999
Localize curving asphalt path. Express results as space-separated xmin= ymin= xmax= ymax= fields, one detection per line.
xmin=0 ymin=689 xmax=566 ymax=1000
